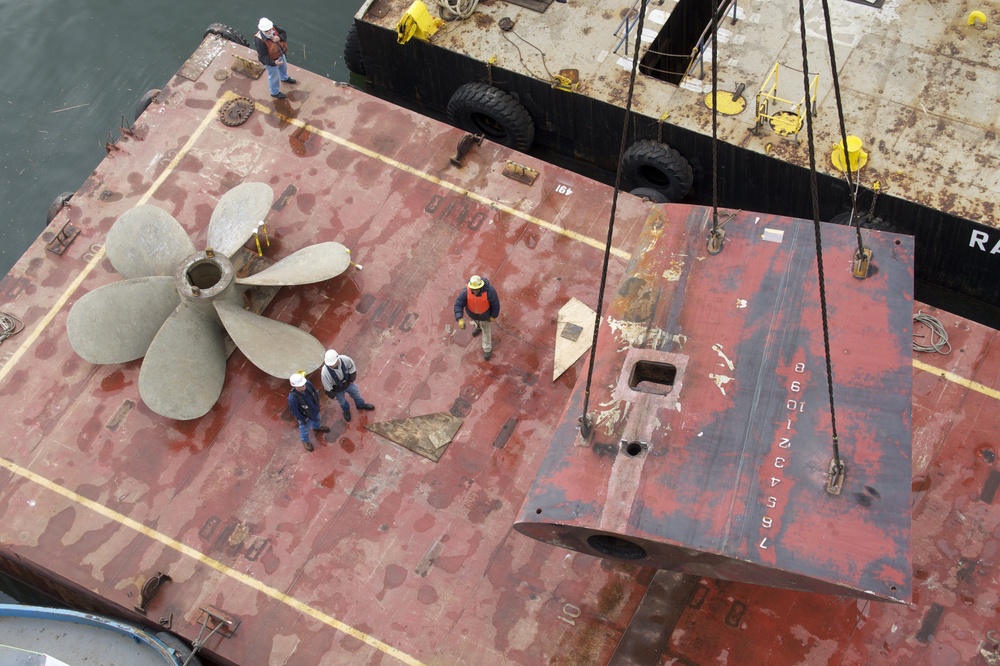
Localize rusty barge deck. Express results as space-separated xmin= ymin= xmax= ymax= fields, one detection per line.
xmin=0 ymin=34 xmax=997 ymax=665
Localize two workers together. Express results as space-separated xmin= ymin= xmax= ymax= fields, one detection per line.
xmin=288 ymin=275 xmax=501 ymax=451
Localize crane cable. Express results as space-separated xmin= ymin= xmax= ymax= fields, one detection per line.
xmin=708 ymin=0 xmax=722 ymax=253
xmin=579 ymin=0 xmax=651 ymax=435
xmin=818 ymin=0 xmax=868 ymax=262
xmin=797 ymin=0 xmax=844 ymax=489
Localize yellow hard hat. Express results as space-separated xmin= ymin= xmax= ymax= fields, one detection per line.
xmin=468 ymin=275 xmax=484 ymax=290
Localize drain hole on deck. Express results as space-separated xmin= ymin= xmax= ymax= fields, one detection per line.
xmin=587 ymin=534 xmax=647 ymax=560
xmin=628 ymin=360 xmax=676 ymax=396
xmin=624 ymin=441 xmax=644 ymax=456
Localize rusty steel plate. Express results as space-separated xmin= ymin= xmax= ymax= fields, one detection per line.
xmin=515 ymin=206 xmax=915 ymax=603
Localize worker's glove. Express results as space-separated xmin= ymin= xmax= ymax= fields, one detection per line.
xmin=458 ymin=318 xmax=466 ymax=329
xmin=489 ymin=317 xmax=495 ymax=322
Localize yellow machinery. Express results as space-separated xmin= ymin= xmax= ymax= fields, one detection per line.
xmin=396 ymin=1 xmax=445 ymax=45
xmin=753 ymin=63 xmax=819 ymax=137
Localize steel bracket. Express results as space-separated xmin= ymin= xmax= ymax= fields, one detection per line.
xmin=826 ymin=458 xmax=846 ymax=495
xmin=46 ymin=223 xmax=80 ymax=255
xmin=502 ymin=160 xmax=538 ymax=185
xmin=197 ymin=605 xmax=240 ymax=639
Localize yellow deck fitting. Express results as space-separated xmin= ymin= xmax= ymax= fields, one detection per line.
xmin=704 ymin=90 xmax=747 ymax=115
xmin=831 ymin=135 xmax=868 ymax=173
xmin=552 ymin=69 xmax=579 ymax=92
xmin=968 ymin=10 xmax=988 ymax=27
xmin=396 ymin=1 xmax=445 ymax=44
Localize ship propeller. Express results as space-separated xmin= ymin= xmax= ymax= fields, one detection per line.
xmin=67 ymin=183 xmax=349 ymax=420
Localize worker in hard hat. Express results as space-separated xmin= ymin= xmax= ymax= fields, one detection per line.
xmin=454 ymin=274 xmax=501 ymax=361
xmin=288 ymin=372 xmax=329 ymax=452
xmin=254 ymin=17 xmax=297 ymax=99
xmin=321 ymin=349 xmax=375 ymax=423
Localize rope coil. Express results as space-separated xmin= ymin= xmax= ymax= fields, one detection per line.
xmin=913 ymin=311 xmax=951 ymax=354
xmin=0 ymin=313 xmax=24 ymax=345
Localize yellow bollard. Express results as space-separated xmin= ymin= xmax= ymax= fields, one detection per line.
xmin=831 ymin=135 xmax=868 ymax=173
xmin=968 ymin=10 xmax=988 ymax=27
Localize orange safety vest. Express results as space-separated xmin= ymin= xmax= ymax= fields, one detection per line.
xmin=263 ymin=34 xmax=287 ymax=61
xmin=466 ymin=288 xmax=490 ymax=315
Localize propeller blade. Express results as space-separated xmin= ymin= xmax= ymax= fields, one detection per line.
xmin=67 ymin=277 xmax=179 ymax=364
xmin=106 ymin=205 xmax=195 ymax=278
xmin=138 ymin=300 xmax=227 ymax=420
xmin=215 ymin=299 xmax=325 ymax=378
xmin=208 ymin=182 xmax=274 ymax=257
xmin=236 ymin=242 xmax=352 ymax=286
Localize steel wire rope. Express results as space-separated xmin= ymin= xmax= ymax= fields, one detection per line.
xmin=797 ymin=0 xmax=842 ymax=480
xmin=912 ymin=311 xmax=951 ymax=354
xmin=579 ymin=0 xmax=651 ymax=433
xmin=818 ymin=0 xmax=866 ymax=258
xmin=710 ymin=0 xmax=721 ymax=244
xmin=499 ymin=30 xmax=552 ymax=81
xmin=0 ymin=313 xmax=24 ymax=344
xmin=435 ymin=0 xmax=479 ymax=21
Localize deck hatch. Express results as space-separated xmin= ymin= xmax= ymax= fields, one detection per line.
xmin=628 ymin=360 xmax=676 ymax=395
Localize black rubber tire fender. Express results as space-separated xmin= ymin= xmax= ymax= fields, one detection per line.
xmin=133 ymin=89 xmax=161 ymax=122
xmin=446 ymin=83 xmax=535 ymax=152
xmin=344 ymin=23 xmax=365 ymax=76
xmin=204 ymin=23 xmax=249 ymax=47
xmin=621 ymin=140 xmax=694 ymax=202
xmin=629 ymin=187 xmax=669 ymax=203
xmin=46 ymin=192 xmax=73 ymax=225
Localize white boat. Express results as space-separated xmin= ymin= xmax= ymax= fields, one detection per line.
xmin=0 ymin=604 xmax=200 ymax=666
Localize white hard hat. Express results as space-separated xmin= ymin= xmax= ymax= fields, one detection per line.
xmin=325 ymin=349 xmax=340 ymax=366
xmin=289 ymin=372 xmax=306 ymax=388
xmin=258 ymin=18 xmax=273 ymax=32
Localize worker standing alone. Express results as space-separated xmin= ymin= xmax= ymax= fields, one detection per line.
xmin=454 ymin=274 xmax=501 ymax=361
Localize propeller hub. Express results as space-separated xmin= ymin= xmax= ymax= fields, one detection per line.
xmin=177 ymin=250 xmax=234 ymax=302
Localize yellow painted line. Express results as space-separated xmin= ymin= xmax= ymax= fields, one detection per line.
xmin=913 ymin=358 xmax=1000 ymax=400
xmin=254 ymin=102 xmax=631 ymax=260
xmin=0 ymin=89 xmax=626 ymax=662
xmin=0 ymin=457 xmax=426 ymax=666
xmin=0 ymin=91 xmax=425 ymax=664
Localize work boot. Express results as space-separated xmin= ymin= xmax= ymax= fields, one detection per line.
xmin=302 ymin=440 xmax=314 ymax=452
xmin=358 ymin=403 xmax=375 ymax=411
xmin=282 ymin=77 xmax=298 ymax=84
xmin=271 ymin=92 xmax=286 ymax=99
xmin=484 ymin=351 xmax=492 ymax=361
xmin=313 ymin=426 xmax=331 ymax=433
xmin=343 ymin=409 xmax=352 ymax=422
xmin=471 ymin=326 xmax=482 ymax=338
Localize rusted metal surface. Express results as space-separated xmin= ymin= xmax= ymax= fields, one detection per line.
xmin=358 ymin=0 xmax=1000 ymax=230
xmin=665 ymin=314 xmax=1000 ymax=662
xmin=353 ymin=0 xmax=1000 ymax=327
xmin=0 ymin=33 xmax=996 ymax=666
xmin=0 ymin=36 xmax=653 ymax=666
xmin=516 ymin=208 xmax=916 ymax=603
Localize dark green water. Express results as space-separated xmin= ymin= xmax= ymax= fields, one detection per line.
xmin=0 ymin=1 xmax=357 ymax=276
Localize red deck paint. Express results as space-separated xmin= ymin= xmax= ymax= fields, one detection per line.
xmin=0 ymin=35 xmax=996 ymax=665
